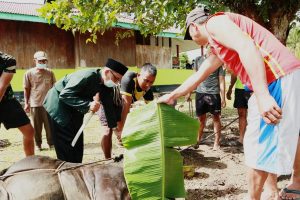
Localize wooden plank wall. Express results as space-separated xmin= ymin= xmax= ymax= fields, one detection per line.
xmin=75 ymin=28 xmax=136 ymax=67
xmin=0 ymin=20 xmax=75 ymax=69
xmin=135 ymin=45 xmax=171 ymax=68
xmin=0 ymin=20 xmax=171 ymax=69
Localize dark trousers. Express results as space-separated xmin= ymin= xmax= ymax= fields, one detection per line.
xmin=48 ymin=113 xmax=84 ymax=163
xmin=31 ymin=107 xmax=52 ymax=147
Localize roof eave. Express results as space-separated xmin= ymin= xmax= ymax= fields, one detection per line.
xmin=0 ymin=12 xmax=49 ymax=23
xmin=0 ymin=13 xmax=183 ymax=38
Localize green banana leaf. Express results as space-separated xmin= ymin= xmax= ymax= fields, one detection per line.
xmin=122 ymin=102 xmax=199 ymax=199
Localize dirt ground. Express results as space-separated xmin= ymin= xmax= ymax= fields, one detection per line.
xmin=180 ymin=106 xmax=290 ymax=200
xmin=0 ymin=100 xmax=290 ymax=200
xmin=182 ymin=117 xmax=249 ymax=200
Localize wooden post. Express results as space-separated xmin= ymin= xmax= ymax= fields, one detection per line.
xmin=74 ymin=32 xmax=80 ymax=67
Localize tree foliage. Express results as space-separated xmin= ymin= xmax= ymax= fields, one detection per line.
xmin=211 ymin=0 xmax=300 ymax=43
xmin=287 ymin=24 xmax=300 ymax=58
xmin=179 ymin=53 xmax=189 ymax=69
xmin=40 ymin=0 xmax=300 ymax=43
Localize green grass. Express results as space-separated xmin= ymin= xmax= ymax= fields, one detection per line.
xmin=11 ymin=68 xmax=194 ymax=92
xmin=12 ymin=69 xmax=75 ymax=92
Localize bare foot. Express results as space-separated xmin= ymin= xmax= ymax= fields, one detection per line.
xmin=213 ymin=144 xmax=220 ymax=151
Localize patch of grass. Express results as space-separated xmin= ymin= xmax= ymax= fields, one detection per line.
xmin=11 ymin=69 xmax=75 ymax=92
xmin=11 ymin=68 xmax=194 ymax=92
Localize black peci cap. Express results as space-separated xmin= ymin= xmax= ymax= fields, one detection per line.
xmin=184 ymin=7 xmax=210 ymax=40
xmin=105 ymin=58 xmax=128 ymax=75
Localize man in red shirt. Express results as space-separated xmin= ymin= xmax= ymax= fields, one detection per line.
xmin=158 ymin=7 xmax=300 ymax=200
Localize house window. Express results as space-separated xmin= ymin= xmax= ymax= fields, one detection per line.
xmin=135 ymin=31 xmax=150 ymax=45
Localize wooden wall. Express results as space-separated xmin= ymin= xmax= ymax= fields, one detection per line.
xmin=75 ymin=28 xmax=136 ymax=67
xmin=136 ymin=45 xmax=171 ymax=68
xmin=0 ymin=20 xmax=172 ymax=69
xmin=0 ymin=20 xmax=75 ymax=69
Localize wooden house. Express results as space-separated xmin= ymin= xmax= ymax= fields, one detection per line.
xmin=0 ymin=0 xmax=198 ymax=69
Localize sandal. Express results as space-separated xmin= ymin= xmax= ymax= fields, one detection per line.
xmin=280 ymin=187 xmax=300 ymax=200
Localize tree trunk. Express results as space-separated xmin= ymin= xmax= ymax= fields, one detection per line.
xmin=222 ymin=0 xmax=300 ymax=45
xmin=268 ymin=13 xmax=291 ymax=45
xmin=231 ymin=8 xmax=294 ymax=45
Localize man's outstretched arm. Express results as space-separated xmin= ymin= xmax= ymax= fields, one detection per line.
xmin=158 ymin=54 xmax=223 ymax=105
xmin=207 ymin=15 xmax=281 ymax=124
xmin=117 ymin=95 xmax=132 ymax=134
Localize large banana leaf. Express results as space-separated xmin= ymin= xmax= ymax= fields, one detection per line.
xmin=122 ymin=102 xmax=199 ymax=199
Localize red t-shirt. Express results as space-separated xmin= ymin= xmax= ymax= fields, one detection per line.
xmin=207 ymin=12 xmax=300 ymax=90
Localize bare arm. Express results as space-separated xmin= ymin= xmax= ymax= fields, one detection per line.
xmin=24 ymin=87 xmax=31 ymax=113
xmin=207 ymin=15 xmax=268 ymax=96
xmin=0 ymin=72 xmax=13 ymax=102
xmin=117 ymin=95 xmax=132 ymax=133
xmin=158 ymin=54 xmax=223 ymax=105
xmin=219 ymin=74 xmax=226 ymax=108
xmin=226 ymin=73 xmax=237 ymax=100
xmin=207 ymin=15 xmax=281 ymax=124
xmin=23 ymin=72 xmax=31 ymax=112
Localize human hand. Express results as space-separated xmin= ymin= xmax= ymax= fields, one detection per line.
xmin=221 ymin=100 xmax=226 ymax=108
xmin=157 ymin=94 xmax=176 ymax=105
xmin=89 ymin=101 xmax=100 ymax=113
xmin=113 ymin=128 xmax=122 ymax=143
xmin=226 ymin=88 xmax=232 ymax=100
xmin=257 ymin=94 xmax=282 ymax=124
xmin=185 ymin=93 xmax=192 ymax=102
xmin=24 ymin=103 xmax=30 ymax=113
xmin=90 ymin=92 xmax=100 ymax=113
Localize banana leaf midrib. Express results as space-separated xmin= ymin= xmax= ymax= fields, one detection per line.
xmin=122 ymin=102 xmax=199 ymax=199
xmin=157 ymin=103 xmax=165 ymax=198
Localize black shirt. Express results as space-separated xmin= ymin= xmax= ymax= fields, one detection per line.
xmin=0 ymin=51 xmax=16 ymax=101
xmin=120 ymin=71 xmax=153 ymax=102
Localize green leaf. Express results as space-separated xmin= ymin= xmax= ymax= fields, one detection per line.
xmin=122 ymin=102 xmax=199 ymax=199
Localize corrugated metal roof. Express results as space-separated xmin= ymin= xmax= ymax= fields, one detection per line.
xmin=0 ymin=1 xmax=182 ymax=36
xmin=0 ymin=1 xmax=42 ymax=16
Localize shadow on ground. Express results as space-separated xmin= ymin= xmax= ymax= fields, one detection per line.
xmin=0 ymin=139 xmax=11 ymax=148
xmin=186 ymin=188 xmax=247 ymax=200
xmin=181 ymin=149 xmax=227 ymax=170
